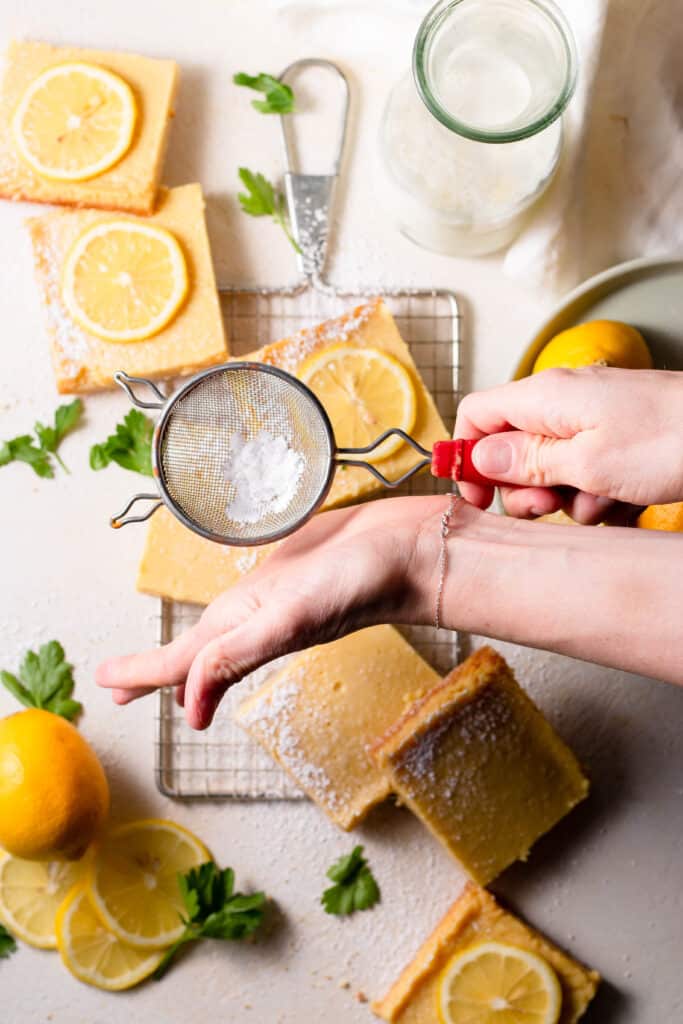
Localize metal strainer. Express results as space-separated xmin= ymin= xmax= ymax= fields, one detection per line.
xmin=111 ymin=365 xmax=493 ymax=546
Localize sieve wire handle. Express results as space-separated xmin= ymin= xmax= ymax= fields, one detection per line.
xmin=114 ymin=371 xmax=167 ymax=410
xmin=110 ymin=493 xmax=162 ymax=529
xmin=335 ymin=434 xmax=497 ymax=488
xmin=336 ymin=429 xmax=432 ymax=488
xmin=279 ymin=59 xmax=350 ymax=284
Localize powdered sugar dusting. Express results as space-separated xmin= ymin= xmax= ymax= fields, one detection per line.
xmin=265 ymin=299 xmax=381 ymax=374
xmin=30 ymin=220 xmax=93 ymax=380
xmin=234 ymin=548 xmax=258 ymax=575
xmin=238 ymin=676 xmax=343 ymax=811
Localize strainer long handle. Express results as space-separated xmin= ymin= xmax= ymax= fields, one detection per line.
xmin=336 ymin=432 xmax=497 ymax=488
xmin=279 ymin=59 xmax=350 ymax=284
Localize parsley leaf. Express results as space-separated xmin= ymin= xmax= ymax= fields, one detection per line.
xmin=34 ymin=398 xmax=83 ymax=472
xmin=0 ymin=641 xmax=82 ymax=722
xmin=321 ymin=845 xmax=380 ymax=916
xmin=0 ymin=923 xmax=17 ymax=960
xmin=1 ymin=399 xmax=83 ymax=477
xmin=237 ymin=167 xmax=301 ymax=254
xmin=0 ymin=435 xmax=53 ymax=477
xmin=233 ymin=72 xmax=295 ymax=115
xmin=153 ymin=862 xmax=266 ymax=980
xmin=89 ymin=409 xmax=154 ymax=476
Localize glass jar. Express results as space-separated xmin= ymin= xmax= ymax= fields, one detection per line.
xmin=376 ymin=0 xmax=578 ymax=256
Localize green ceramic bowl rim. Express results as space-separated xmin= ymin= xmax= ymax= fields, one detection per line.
xmin=514 ymin=255 xmax=683 ymax=379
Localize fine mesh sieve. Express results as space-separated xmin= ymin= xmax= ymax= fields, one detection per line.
xmin=156 ymin=364 xmax=335 ymax=545
xmin=110 ymin=363 xmax=494 ymax=546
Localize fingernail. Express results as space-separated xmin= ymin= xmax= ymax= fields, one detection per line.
xmin=474 ymin=440 xmax=512 ymax=476
xmin=530 ymin=506 xmax=547 ymax=517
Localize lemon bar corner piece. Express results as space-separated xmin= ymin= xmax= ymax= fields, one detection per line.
xmin=235 ymin=625 xmax=442 ymax=829
xmin=28 ymin=183 xmax=228 ymax=393
xmin=0 ymin=39 xmax=178 ymax=213
xmin=245 ymin=298 xmax=450 ymax=510
xmin=372 ymin=882 xmax=599 ymax=1024
xmin=136 ymin=507 xmax=277 ymax=607
xmin=373 ymin=646 xmax=589 ymax=885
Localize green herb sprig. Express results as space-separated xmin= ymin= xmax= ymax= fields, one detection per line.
xmin=0 ymin=399 xmax=83 ymax=477
xmin=233 ymin=72 xmax=295 ymax=115
xmin=321 ymin=845 xmax=380 ymax=916
xmin=89 ymin=409 xmax=154 ymax=476
xmin=153 ymin=862 xmax=266 ymax=980
xmin=0 ymin=923 xmax=17 ymax=960
xmin=0 ymin=641 xmax=81 ymax=722
xmin=237 ymin=168 xmax=301 ymax=254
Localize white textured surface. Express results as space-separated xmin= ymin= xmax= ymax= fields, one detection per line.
xmin=0 ymin=2 xmax=682 ymax=1021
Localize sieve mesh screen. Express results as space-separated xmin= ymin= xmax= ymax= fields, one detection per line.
xmin=157 ymin=364 xmax=334 ymax=544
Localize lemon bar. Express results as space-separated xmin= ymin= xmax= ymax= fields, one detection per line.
xmin=373 ymin=647 xmax=589 ymax=885
xmin=236 ymin=625 xmax=442 ymax=829
xmin=28 ymin=183 xmax=228 ymax=392
xmin=137 ymin=507 xmax=278 ymax=606
xmin=0 ymin=40 xmax=177 ymax=213
xmin=246 ymin=299 xmax=449 ymax=510
xmin=373 ymin=883 xmax=599 ymax=1024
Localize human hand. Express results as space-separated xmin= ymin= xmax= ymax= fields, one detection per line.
xmin=96 ymin=495 xmax=446 ymax=730
xmin=455 ymin=367 xmax=683 ymax=522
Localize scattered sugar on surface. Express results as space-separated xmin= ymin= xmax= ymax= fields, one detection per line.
xmin=223 ymin=430 xmax=305 ymax=526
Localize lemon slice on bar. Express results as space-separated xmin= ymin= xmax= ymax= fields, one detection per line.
xmin=62 ymin=221 xmax=188 ymax=342
xmin=438 ymin=941 xmax=562 ymax=1024
xmin=56 ymin=884 xmax=164 ymax=990
xmin=13 ymin=62 xmax=136 ymax=181
xmin=298 ymin=345 xmax=417 ymax=462
xmin=0 ymin=851 xmax=86 ymax=949
xmin=88 ymin=819 xmax=209 ymax=948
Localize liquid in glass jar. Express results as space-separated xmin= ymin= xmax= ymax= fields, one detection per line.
xmin=377 ymin=0 xmax=578 ymax=256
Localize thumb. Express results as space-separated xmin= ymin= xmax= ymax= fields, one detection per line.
xmin=472 ymin=431 xmax=576 ymax=488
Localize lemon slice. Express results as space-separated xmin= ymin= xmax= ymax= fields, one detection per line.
xmin=298 ymin=345 xmax=417 ymax=462
xmin=12 ymin=62 xmax=136 ymax=182
xmin=0 ymin=851 xmax=86 ymax=949
xmin=438 ymin=941 xmax=562 ymax=1024
xmin=88 ymin=819 xmax=209 ymax=948
xmin=62 ymin=221 xmax=188 ymax=342
xmin=56 ymin=884 xmax=164 ymax=990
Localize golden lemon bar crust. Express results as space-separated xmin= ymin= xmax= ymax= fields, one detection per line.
xmin=236 ymin=625 xmax=442 ymax=830
xmin=373 ymin=647 xmax=589 ymax=885
xmin=242 ymin=299 xmax=449 ymax=510
xmin=28 ymin=183 xmax=228 ymax=393
xmin=137 ymin=507 xmax=278 ymax=606
xmin=372 ymin=882 xmax=599 ymax=1024
xmin=0 ymin=39 xmax=177 ymax=214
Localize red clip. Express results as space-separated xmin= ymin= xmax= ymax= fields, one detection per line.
xmin=431 ymin=439 xmax=495 ymax=486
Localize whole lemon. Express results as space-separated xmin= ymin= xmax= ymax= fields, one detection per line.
xmin=636 ymin=502 xmax=683 ymax=532
xmin=0 ymin=709 xmax=109 ymax=860
xmin=532 ymin=320 xmax=652 ymax=374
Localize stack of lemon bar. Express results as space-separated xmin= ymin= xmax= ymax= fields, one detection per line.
xmin=1 ymin=38 xmax=599 ymax=1021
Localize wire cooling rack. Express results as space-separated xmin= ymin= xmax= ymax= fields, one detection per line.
xmin=155 ymin=60 xmax=463 ymax=799
xmin=156 ymin=286 xmax=462 ymax=799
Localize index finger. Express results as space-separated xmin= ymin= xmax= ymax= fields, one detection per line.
xmin=455 ymin=371 xmax=587 ymax=441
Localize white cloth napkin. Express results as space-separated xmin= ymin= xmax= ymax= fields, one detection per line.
xmin=505 ymin=0 xmax=683 ymax=294
xmin=272 ymin=0 xmax=683 ymax=294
